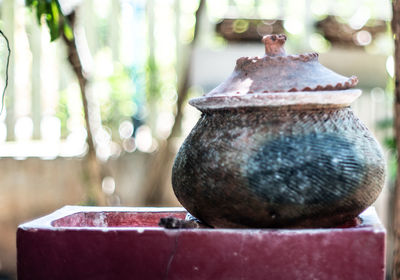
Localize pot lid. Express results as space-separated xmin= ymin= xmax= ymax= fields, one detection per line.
xmin=190 ymin=34 xmax=361 ymax=110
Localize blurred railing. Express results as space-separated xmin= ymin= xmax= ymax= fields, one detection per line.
xmin=0 ymin=0 xmax=394 ymax=157
xmin=0 ymin=0 xmax=156 ymax=159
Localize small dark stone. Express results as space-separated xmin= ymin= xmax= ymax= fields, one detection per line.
xmin=159 ymin=216 xmax=207 ymax=229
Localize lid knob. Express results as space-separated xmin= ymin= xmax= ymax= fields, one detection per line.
xmin=262 ymin=34 xmax=287 ymax=56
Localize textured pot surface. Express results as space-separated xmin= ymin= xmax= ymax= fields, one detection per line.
xmin=172 ymin=106 xmax=385 ymax=228
xmin=172 ymin=34 xmax=386 ymax=228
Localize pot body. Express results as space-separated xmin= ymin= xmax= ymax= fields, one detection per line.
xmin=172 ymin=106 xmax=385 ymax=228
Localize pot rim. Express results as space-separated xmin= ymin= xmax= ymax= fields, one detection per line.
xmin=189 ymin=89 xmax=362 ymax=110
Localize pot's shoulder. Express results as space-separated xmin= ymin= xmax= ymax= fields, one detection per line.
xmin=189 ymin=89 xmax=362 ymax=111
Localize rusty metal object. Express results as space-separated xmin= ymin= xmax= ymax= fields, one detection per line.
xmin=172 ymin=35 xmax=385 ymax=228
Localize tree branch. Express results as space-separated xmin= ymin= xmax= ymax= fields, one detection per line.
xmin=0 ymin=30 xmax=10 ymax=114
xmin=142 ymin=0 xmax=205 ymax=205
xmin=62 ymin=12 xmax=105 ymax=205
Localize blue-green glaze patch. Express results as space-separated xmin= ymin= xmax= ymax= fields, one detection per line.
xmin=247 ymin=133 xmax=365 ymax=205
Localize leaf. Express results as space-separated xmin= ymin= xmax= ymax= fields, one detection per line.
xmin=25 ymin=0 xmax=74 ymax=41
xmin=384 ymin=137 xmax=396 ymax=150
xmin=50 ymin=0 xmax=59 ymax=24
xmin=63 ymin=23 xmax=74 ymax=41
xmin=376 ymin=118 xmax=393 ymax=129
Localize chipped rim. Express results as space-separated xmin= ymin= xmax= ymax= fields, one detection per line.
xmin=189 ymin=89 xmax=362 ymax=110
xmin=236 ymin=52 xmax=320 ymax=68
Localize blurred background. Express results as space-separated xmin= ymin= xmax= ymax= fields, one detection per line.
xmin=0 ymin=0 xmax=395 ymax=278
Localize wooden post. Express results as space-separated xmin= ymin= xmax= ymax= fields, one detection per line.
xmin=27 ymin=20 xmax=42 ymax=140
xmin=146 ymin=0 xmax=158 ymax=129
xmin=175 ymin=0 xmax=181 ymax=78
xmin=81 ymin=0 xmax=96 ymax=56
xmin=392 ymin=1 xmax=400 ymax=279
xmin=110 ymin=0 xmax=120 ymax=62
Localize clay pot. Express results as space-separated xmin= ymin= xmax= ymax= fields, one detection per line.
xmin=172 ymin=34 xmax=385 ymax=228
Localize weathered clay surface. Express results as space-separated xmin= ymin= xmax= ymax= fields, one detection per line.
xmin=190 ymin=89 xmax=361 ymax=110
xmin=204 ymin=34 xmax=357 ymax=100
xmin=172 ymin=107 xmax=385 ymax=228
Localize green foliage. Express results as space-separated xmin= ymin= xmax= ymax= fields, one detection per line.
xmin=25 ymin=0 xmax=73 ymax=41
xmin=55 ymin=89 xmax=70 ymax=138
xmin=386 ymin=149 xmax=398 ymax=183
xmin=146 ymin=56 xmax=161 ymax=102
xmin=376 ymin=117 xmax=397 ymax=180
xmin=101 ymin=65 xmax=136 ymax=140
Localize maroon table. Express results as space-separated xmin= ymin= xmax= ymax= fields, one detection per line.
xmin=17 ymin=206 xmax=385 ymax=280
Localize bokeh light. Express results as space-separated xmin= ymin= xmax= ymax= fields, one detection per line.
xmin=135 ymin=125 xmax=157 ymax=153
xmin=309 ymin=33 xmax=331 ymax=53
xmin=284 ymin=19 xmax=304 ymax=35
xmin=386 ymin=55 xmax=394 ymax=78
xmin=353 ymin=30 xmax=372 ymax=46
xmin=41 ymin=116 xmax=61 ymax=141
xmin=119 ymin=120 xmax=134 ymax=140
xmin=14 ymin=117 xmax=33 ymax=141
xmin=122 ymin=137 xmax=136 ymax=153
xmin=102 ymin=176 xmax=116 ymax=195
xmin=349 ymin=7 xmax=371 ymax=30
